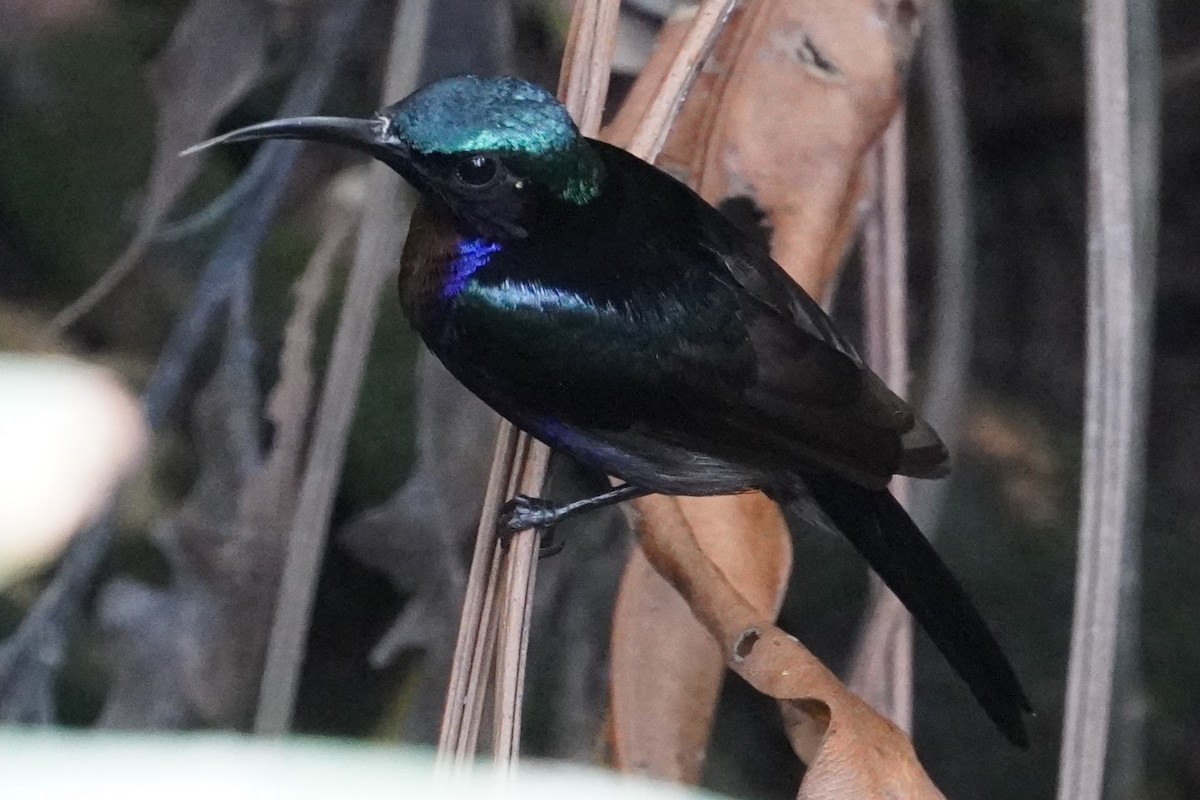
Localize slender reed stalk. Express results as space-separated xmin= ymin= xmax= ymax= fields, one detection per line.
xmin=253 ymin=0 xmax=432 ymax=736
xmin=436 ymin=0 xmax=739 ymax=770
xmin=848 ymin=113 xmax=914 ymax=733
xmin=1057 ymin=0 xmax=1153 ymax=797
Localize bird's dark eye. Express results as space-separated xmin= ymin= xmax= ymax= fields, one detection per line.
xmin=455 ymin=155 xmax=499 ymax=187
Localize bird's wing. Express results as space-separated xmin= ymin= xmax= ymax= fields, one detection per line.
xmin=453 ymin=254 xmax=939 ymax=489
xmin=448 ymin=142 xmax=946 ymax=486
xmin=676 ymin=177 xmax=948 ymax=484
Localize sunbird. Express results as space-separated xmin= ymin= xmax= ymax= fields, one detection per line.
xmin=187 ymin=75 xmax=1031 ymax=746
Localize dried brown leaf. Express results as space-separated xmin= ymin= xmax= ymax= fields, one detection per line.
xmin=635 ymin=1 xmax=919 ymax=293
xmin=610 ymin=496 xmax=790 ymax=783
xmin=633 ymin=496 xmax=946 ymax=800
xmin=606 ymin=1 xmax=939 ymax=797
xmin=46 ymin=0 xmax=269 ymax=335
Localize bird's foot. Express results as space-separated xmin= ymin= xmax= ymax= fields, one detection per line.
xmin=497 ymin=495 xmax=567 ymax=557
xmin=498 ymin=494 xmax=560 ymax=534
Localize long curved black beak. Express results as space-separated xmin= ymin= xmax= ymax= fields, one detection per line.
xmin=182 ymin=115 xmax=404 ymax=167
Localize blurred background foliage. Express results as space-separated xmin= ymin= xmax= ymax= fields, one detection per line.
xmin=0 ymin=0 xmax=1198 ymax=798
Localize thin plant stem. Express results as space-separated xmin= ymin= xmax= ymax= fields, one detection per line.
xmin=436 ymin=0 xmax=739 ymax=771
xmin=848 ymin=113 xmax=914 ymax=734
xmin=436 ymin=0 xmax=622 ymax=760
xmin=909 ymin=0 xmax=976 ymax=536
xmin=1057 ymin=0 xmax=1153 ymax=796
xmin=253 ymin=0 xmax=431 ymax=736
xmin=626 ymin=0 xmax=740 ymax=159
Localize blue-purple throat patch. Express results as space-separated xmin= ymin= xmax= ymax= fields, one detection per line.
xmin=442 ymin=238 xmax=502 ymax=299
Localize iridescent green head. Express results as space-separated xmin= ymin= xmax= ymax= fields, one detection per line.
xmin=184 ymin=75 xmax=606 ymax=238
xmin=390 ymin=76 xmax=577 ymax=161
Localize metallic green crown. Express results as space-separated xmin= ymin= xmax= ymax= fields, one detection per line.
xmin=387 ymin=75 xmax=578 ymax=157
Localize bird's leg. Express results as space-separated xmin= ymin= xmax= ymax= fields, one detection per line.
xmin=496 ymin=483 xmax=650 ymax=551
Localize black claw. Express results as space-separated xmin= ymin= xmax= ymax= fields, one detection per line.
xmin=496 ymin=495 xmax=571 ymax=555
xmin=497 ymin=494 xmax=560 ymax=541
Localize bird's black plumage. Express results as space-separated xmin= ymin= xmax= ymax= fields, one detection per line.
xmin=188 ymin=74 xmax=1031 ymax=746
xmin=414 ymin=140 xmax=950 ymax=495
xmin=408 ymin=140 xmax=1031 ymax=747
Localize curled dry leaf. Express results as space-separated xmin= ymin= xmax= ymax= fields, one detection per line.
xmin=605 ymin=7 xmax=795 ymax=785
xmin=610 ymin=496 xmax=790 ymax=783
xmin=633 ymin=496 xmax=946 ymax=800
xmin=607 ymin=1 xmax=915 ymax=297
xmin=606 ymin=1 xmax=941 ymax=797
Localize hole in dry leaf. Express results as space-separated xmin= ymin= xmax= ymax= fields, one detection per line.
xmin=733 ymin=628 xmax=760 ymax=661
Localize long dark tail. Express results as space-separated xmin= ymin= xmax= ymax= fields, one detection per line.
xmin=776 ymin=475 xmax=1032 ymax=747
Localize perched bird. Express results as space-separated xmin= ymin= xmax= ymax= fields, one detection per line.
xmin=187 ymin=75 xmax=1031 ymax=745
